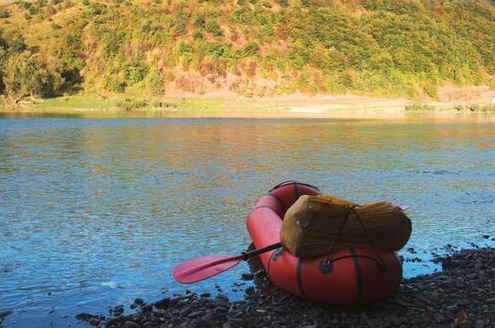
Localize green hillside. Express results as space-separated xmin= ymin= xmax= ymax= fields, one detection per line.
xmin=0 ymin=0 xmax=494 ymax=105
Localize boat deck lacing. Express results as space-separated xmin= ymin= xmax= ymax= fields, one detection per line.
xmin=320 ymin=205 xmax=387 ymax=272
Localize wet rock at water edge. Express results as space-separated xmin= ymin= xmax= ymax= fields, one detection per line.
xmin=0 ymin=310 xmax=13 ymax=323
xmin=241 ymin=273 xmax=254 ymax=281
xmin=154 ymin=297 xmax=170 ymax=309
xmin=133 ymin=298 xmax=145 ymax=306
xmin=406 ymin=247 xmax=417 ymax=253
xmin=75 ymin=312 xmax=104 ymax=325
xmin=111 ymin=305 xmax=125 ymax=316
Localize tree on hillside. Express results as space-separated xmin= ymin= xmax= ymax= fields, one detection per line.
xmin=3 ymin=52 xmax=63 ymax=106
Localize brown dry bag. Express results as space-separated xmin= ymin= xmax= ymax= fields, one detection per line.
xmin=280 ymin=195 xmax=412 ymax=258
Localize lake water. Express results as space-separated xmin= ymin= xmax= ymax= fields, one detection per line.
xmin=1 ymin=114 xmax=494 ymax=327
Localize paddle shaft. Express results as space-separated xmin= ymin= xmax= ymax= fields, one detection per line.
xmin=242 ymin=242 xmax=282 ymax=260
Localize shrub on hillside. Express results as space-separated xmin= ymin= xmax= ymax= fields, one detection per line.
xmin=125 ymin=60 xmax=148 ymax=85
xmin=206 ymin=20 xmax=222 ymax=36
xmin=195 ymin=14 xmax=206 ymax=29
xmin=145 ymin=67 xmax=163 ymax=95
xmin=104 ymin=75 xmax=127 ymax=93
xmin=28 ymin=5 xmax=40 ymax=15
xmin=0 ymin=9 xmax=10 ymax=18
xmin=206 ymin=42 xmax=226 ymax=58
xmin=241 ymin=41 xmax=259 ymax=57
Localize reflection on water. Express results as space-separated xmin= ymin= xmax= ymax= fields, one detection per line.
xmin=0 ymin=116 xmax=494 ymax=327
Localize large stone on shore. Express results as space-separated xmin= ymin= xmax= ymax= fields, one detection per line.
xmin=154 ymin=297 xmax=170 ymax=309
xmin=123 ymin=321 xmax=141 ymax=328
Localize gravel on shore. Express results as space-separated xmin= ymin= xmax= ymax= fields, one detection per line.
xmin=76 ymin=247 xmax=495 ymax=328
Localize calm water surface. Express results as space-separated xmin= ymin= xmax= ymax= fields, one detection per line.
xmin=1 ymin=114 xmax=494 ymax=327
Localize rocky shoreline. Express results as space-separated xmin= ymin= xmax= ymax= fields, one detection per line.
xmin=76 ymin=247 xmax=495 ymax=328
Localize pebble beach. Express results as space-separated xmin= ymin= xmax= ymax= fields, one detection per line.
xmin=70 ymin=246 xmax=495 ymax=328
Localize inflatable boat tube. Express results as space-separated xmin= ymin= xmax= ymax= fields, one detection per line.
xmin=246 ymin=181 xmax=402 ymax=304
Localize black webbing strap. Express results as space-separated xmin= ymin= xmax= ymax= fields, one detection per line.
xmin=322 ymin=205 xmax=386 ymax=271
xmin=348 ymin=206 xmax=386 ymax=269
xmin=325 ymin=205 xmax=356 ymax=258
xmin=348 ymin=206 xmax=377 ymax=247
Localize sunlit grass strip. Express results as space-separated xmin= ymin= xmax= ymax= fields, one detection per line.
xmin=34 ymin=95 xmax=231 ymax=112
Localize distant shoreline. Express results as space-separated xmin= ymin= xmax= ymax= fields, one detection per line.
xmin=1 ymin=92 xmax=495 ymax=119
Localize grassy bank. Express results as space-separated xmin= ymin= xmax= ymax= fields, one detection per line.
xmin=33 ymin=94 xmax=229 ymax=112
xmin=2 ymin=93 xmax=495 ymax=119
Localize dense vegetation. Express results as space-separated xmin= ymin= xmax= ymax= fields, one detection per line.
xmin=0 ymin=0 xmax=494 ymax=104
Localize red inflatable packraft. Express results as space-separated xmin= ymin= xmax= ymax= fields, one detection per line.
xmin=246 ymin=181 xmax=402 ymax=304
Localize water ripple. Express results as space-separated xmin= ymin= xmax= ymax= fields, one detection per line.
xmin=0 ymin=117 xmax=494 ymax=327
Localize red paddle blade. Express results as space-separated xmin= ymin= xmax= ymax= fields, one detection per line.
xmin=173 ymin=254 xmax=244 ymax=284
